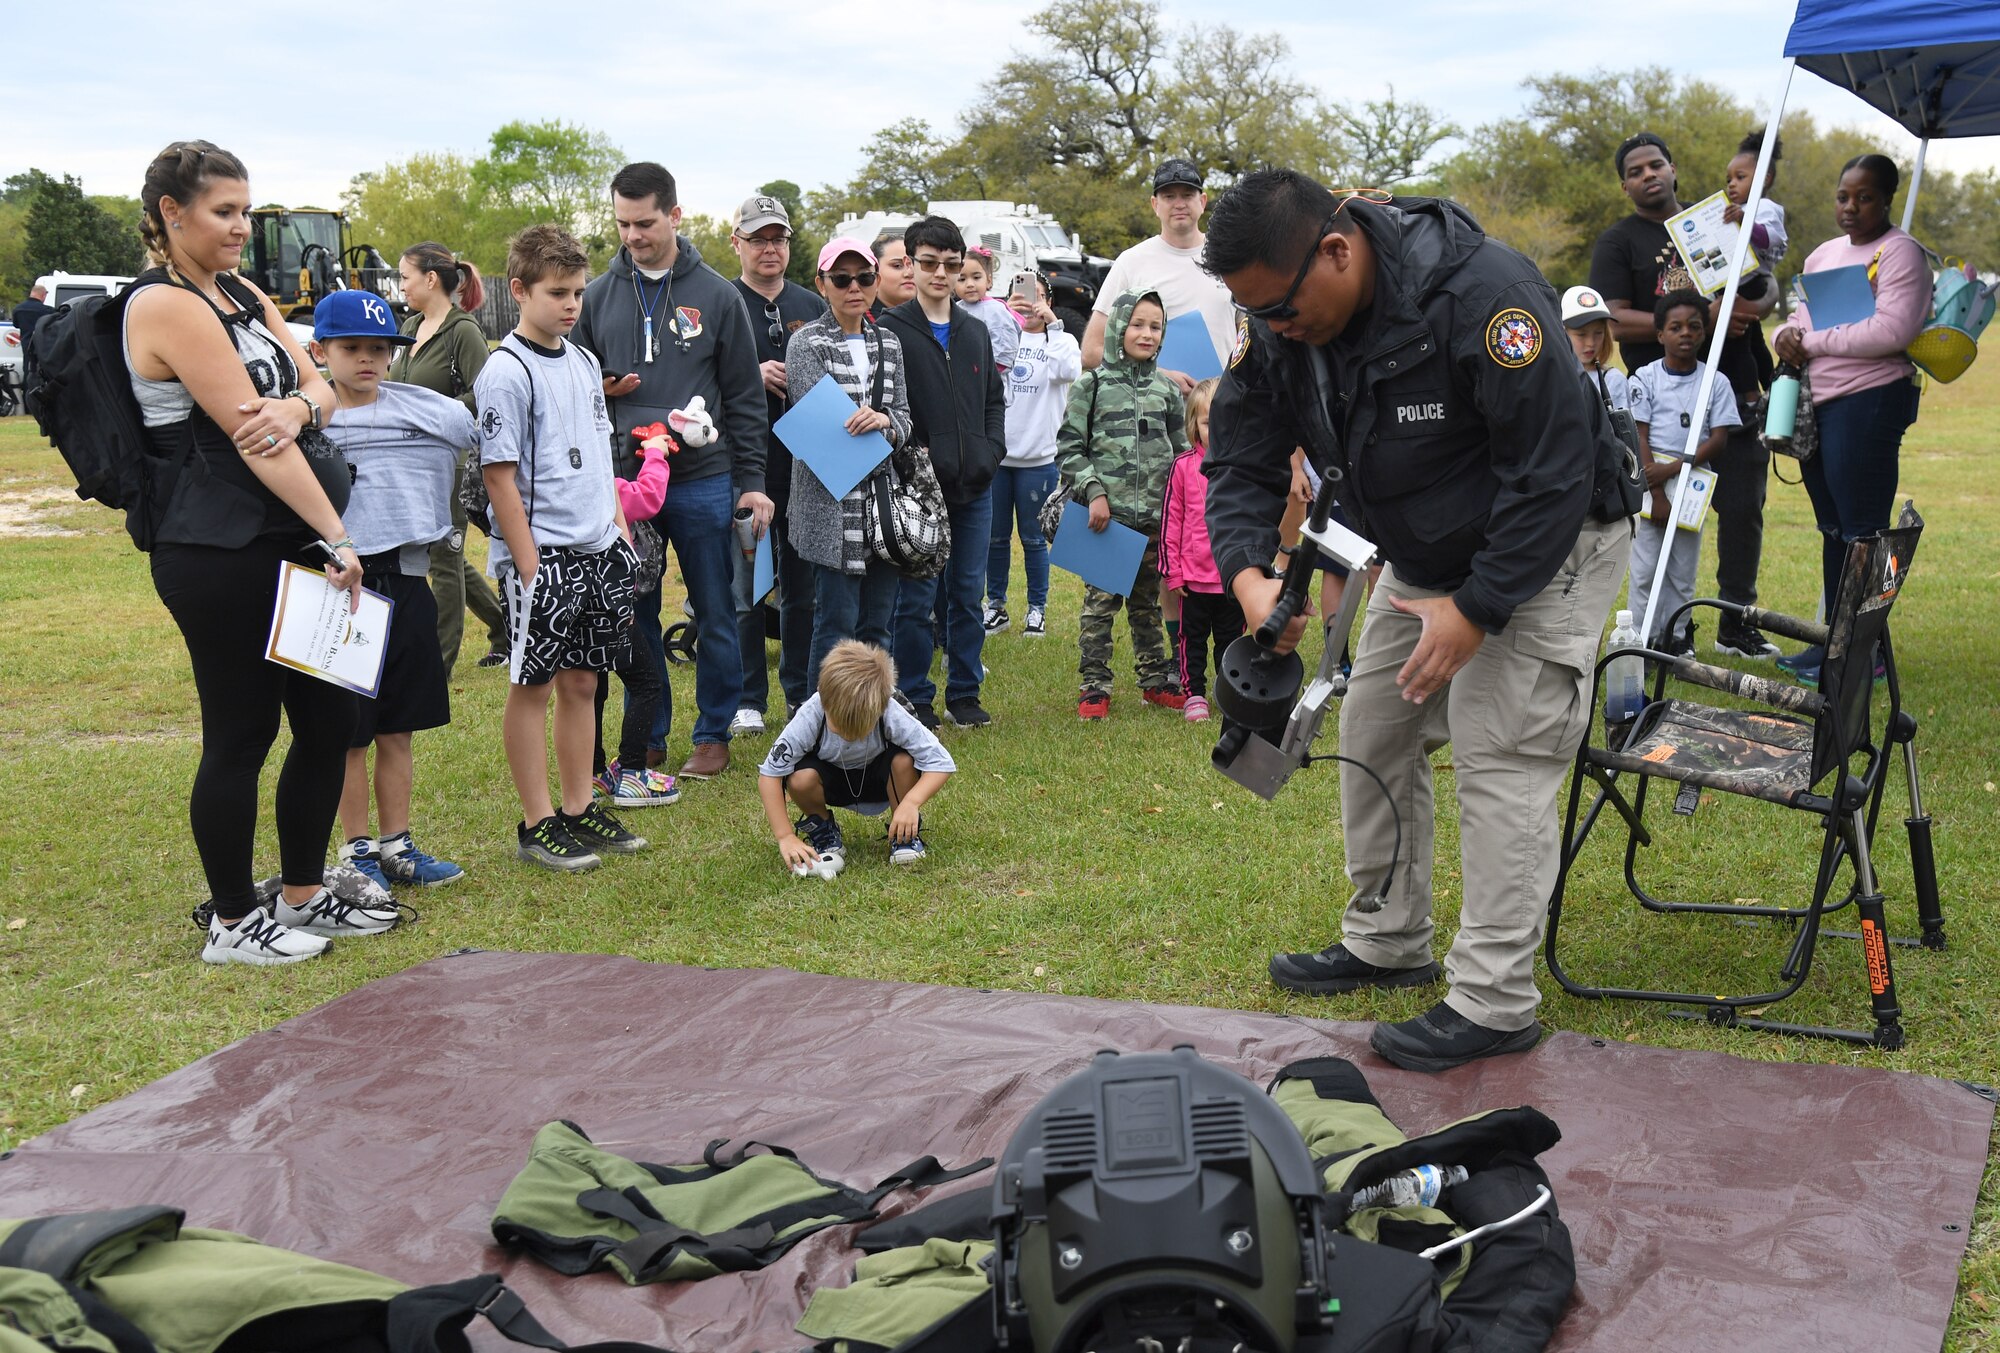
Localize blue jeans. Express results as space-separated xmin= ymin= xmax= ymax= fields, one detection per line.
xmin=735 ymin=517 xmax=815 ymax=715
xmin=987 ymin=462 xmax=1058 ymax=610
xmin=628 ymin=471 xmax=743 ymax=748
xmin=809 ymin=559 xmax=901 ymax=693
xmin=1801 ymin=378 xmax=1919 ymax=609
xmin=894 ymin=493 xmax=993 ymax=706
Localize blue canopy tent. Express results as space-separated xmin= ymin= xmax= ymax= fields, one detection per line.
xmin=1635 ymin=0 xmax=2000 ymax=640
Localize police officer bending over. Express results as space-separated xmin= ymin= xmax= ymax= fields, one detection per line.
xmin=1203 ymin=170 xmax=1641 ymax=1073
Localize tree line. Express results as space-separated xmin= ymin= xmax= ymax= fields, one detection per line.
xmin=8 ymin=0 xmax=1998 ymax=309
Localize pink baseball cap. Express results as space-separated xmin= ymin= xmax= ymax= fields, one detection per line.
xmin=817 ymin=236 xmax=877 ymax=272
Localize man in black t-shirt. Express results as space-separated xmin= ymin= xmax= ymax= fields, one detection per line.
xmin=1589 ymin=132 xmax=1782 ymax=659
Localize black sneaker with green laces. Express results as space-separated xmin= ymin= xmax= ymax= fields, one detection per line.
xmin=561 ymin=802 xmax=648 ymax=855
xmin=517 ymin=815 xmax=601 ymax=872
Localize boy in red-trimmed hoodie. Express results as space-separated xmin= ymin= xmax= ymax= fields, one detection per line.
xmin=1158 ymin=378 xmax=1243 ymax=723
xmin=593 ymin=427 xmax=680 ymax=806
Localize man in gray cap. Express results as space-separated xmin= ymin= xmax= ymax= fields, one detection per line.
xmin=1082 ymin=158 xmax=1237 ymax=391
xmin=727 ymin=193 xmax=828 ymax=730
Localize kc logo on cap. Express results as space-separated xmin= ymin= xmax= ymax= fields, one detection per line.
xmin=313 ymin=289 xmax=413 ymax=346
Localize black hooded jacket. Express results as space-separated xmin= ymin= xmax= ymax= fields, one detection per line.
xmin=876 ymin=299 xmax=1006 ymax=506
xmin=1207 ymin=196 xmax=1641 ymax=634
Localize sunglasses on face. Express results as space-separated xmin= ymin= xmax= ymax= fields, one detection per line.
xmin=824 ymin=269 xmax=877 ymax=290
xmin=1241 ymin=188 xmax=1391 ymax=322
xmin=913 ymin=256 xmax=963 ymax=275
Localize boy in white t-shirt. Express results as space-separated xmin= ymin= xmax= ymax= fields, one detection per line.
xmin=1627 ymin=290 xmax=1740 ymax=655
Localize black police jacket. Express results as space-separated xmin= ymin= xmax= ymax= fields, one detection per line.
xmin=1208 ymin=196 xmax=1641 ymax=634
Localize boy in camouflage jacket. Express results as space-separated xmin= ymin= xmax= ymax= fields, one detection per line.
xmin=1058 ymin=290 xmax=1190 ymax=716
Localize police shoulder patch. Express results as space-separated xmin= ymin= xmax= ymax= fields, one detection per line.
xmin=1485 ymin=308 xmax=1542 ymax=369
xmin=1228 ymin=312 xmax=1251 ymax=369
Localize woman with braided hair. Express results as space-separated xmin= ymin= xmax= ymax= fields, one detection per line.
xmin=124 ymin=139 xmax=402 ymax=964
xmin=390 ymin=241 xmax=508 ymax=674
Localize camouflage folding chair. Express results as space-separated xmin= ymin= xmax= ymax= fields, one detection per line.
xmin=1544 ymin=502 xmax=1943 ymax=1049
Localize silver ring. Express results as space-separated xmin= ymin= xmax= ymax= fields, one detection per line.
xmin=265 ymin=434 xmax=278 ymax=448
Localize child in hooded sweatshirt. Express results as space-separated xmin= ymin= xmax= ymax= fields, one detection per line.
xmin=1158 ymin=377 xmax=1241 ymax=723
xmin=592 ymin=427 xmax=680 ymax=809
xmin=1058 ymin=290 xmax=1189 ymax=719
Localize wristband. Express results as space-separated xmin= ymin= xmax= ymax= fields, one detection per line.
xmin=316 ymin=537 xmax=357 ymax=566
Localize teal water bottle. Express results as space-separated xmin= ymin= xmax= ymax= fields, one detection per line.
xmin=1765 ymin=362 xmax=1802 ymax=440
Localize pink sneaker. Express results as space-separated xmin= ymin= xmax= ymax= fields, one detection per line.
xmin=1184 ymin=695 xmax=1211 ymax=722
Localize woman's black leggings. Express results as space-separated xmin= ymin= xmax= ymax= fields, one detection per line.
xmin=153 ymin=538 xmax=358 ymax=921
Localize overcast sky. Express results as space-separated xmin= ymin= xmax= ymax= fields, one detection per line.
xmin=12 ymin=0 xmax=1998 ymax=221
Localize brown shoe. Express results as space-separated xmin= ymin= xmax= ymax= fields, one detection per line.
xmin=679 ymin=742 xmax=729 ymax=779
xmin=645 ymin=747 xmax=669 ymax=770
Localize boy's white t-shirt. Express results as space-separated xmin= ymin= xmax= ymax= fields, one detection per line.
xmin=1092 ymin=235 xmax=1238 ymax=362
xmin=324 ymin=381 xmax=476 ymax=572
xmin=1002 ymin=328 xmax=1083 ymax=467
xmin=759 ymin=693 xmax=957 ymax=779
xmin=473 ymin=333 xmax=620 ymax=576
xmin=1630 ymin=359 xmax=1741 ymax=452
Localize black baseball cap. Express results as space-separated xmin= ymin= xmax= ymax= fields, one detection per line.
xmin=1615 ymin=133 xmax=1673 ymax=176
xmin=1152 ymin=159 xmax=1204 ymax=192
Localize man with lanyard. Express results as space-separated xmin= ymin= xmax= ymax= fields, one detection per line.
xmin=1083 ymin=158 xmax=1237 ymax=388
xmin=1590 ymin=132 xmax=1780 ymax=660
xmin=727 ymin=193 xmax=827 ymax=731
xmin=1202 ymin=169 xmax=1641 ymax=1072
xmin=574 ymin=162 xmax=771 ymax=780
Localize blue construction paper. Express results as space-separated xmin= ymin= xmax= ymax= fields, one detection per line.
xmin=774 ymin=374 xmax=891 ymax=501
xmin=1049 ymin=500 xmax=1147 ymax=596
xmin=1798 ymin=265 xmax=1877 ymax=330
xmin=752 ymin=531 xmax=774 ymax=604
xmin=1155 ymin=311 xmax=1223 ymax=381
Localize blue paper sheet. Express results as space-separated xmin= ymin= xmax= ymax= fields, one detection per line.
xmin=1798 ymin=265 xmax=1877 ymax=330
xmin=751 ymin=531 xmax=774 ymax=604
xmin=774 ymin=374 xmax=891 ymax=501
xmin=1155 ymin=311 xmax=1223 ymax=382
xmin=1049 ymin=500 xmax=1148 ymax=596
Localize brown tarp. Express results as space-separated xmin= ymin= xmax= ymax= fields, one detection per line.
xmin=0 ymin=952 xmax=1989 ymax=1352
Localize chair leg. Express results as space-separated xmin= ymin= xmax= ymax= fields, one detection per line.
xmin=1900 ymin=738 xmax=1946 ymax=951
xmin=1846 ymin=808 xmax=1907 ymax=1049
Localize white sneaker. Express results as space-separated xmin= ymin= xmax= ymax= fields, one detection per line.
xmin=730 ymin=708 xmax=766 ymax=735
xmin=1023 ymin=606 xmax=1046 ymax=637
xmin=272 ymin=887 xmax=402 ymax=939
xmin=201 ymin=911 xmax=328 ymax=966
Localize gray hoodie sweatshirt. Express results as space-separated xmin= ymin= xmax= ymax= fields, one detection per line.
xmin=572 ymin=236 xmax=768 ymax=499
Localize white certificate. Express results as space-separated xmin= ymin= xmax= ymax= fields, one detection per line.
xmin=1665 ymin=190 xmax=1758 ymax=298
xmin=1639 ymin=462 xmax=1717 ymax=534
xmin=264 ymin=561 xmax=394 ymax=696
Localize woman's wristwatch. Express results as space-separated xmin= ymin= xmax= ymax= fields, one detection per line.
xmin=288 ymin=390 xmax=323 ymax=430
xmin=315 ymin=537 xmax=358 ymax=567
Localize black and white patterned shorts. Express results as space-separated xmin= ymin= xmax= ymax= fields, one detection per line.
xmin=497 ymin=542 xmax=637 ymax=686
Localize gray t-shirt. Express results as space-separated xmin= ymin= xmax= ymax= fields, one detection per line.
xmin=1630 ymin=359 xmax=1741 ymax=453
xmin=474 ymin=334 xmax=620 ymax=574
xmin=758 ymin=693 xmax=956 ymax=778
xmin=325 ymin=381 xmax=476 ymax=571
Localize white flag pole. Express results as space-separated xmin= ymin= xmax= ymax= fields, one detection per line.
xmin=1900 ymin=138 xmax=1930 ymax=232
xmin=1639 ymin=57 xmax=1796 ymax=646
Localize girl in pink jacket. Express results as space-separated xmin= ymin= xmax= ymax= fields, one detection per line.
xmin=1157 ymin=379 xmax=1243 ymax=722
xmin=593 ymin=430 xmax=679 ymax=806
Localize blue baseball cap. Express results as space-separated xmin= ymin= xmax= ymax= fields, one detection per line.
xmin=312 ymin=290 xmax=411 ymax=344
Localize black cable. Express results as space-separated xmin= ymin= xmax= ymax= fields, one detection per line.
xmin=1305 ymin=752 xmax=1400 ymax=914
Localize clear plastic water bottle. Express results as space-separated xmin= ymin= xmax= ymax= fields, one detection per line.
xmin=1350 ymin=1163 xmax=1470 ymax=1210
xmin=1604 ymin=609 xmax=1645 ymax=739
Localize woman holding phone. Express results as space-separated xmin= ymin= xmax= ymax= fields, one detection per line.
xmin=984 ymin=270 xmax=1078 ymax=637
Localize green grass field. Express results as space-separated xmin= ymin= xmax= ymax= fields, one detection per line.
xmin=0 ymin=365 xmax=1994 ymax=1345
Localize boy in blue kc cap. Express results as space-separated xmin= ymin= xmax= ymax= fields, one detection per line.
xmin=312 ymin=289 xmax=474 ymax=891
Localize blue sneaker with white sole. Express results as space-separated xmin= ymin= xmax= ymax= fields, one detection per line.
xmin=378 ymin=831 xmax=466 ymax=886
xmin=339 ymin=837 xmax=393 ymax=893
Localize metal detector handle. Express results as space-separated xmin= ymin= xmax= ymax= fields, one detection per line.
xmin=1255 ymin=474 xmax=1342 ymax=649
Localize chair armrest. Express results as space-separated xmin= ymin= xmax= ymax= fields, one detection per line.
xmin=1669 ymin=656 xmax=1826 ymax=717
xmin=1740 ymin=605 xmax=1829 ymax=648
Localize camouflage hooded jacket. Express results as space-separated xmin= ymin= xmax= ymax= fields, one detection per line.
xmin=1057 ymin=289 xmax=1189 ymax=533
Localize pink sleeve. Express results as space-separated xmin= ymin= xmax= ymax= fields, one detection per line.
xmin=1801 ymin=235 xmax=1930 ymax=360
xmin=617 ymin=446 xmax=671 ymax=520
xmin=1159 ymin=455 xmax=1191 ymax=587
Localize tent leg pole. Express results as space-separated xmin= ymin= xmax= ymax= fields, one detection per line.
xmin=1901 ymin=139 xmax=1929 ymax=232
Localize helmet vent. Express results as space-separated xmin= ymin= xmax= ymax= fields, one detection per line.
xmin=1189 ymin=1099 xmax=1251 ymax=1161
xmin=1039 ymin=1107 xmax=1100 ymax=1171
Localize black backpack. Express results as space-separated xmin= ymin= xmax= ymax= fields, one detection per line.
xmin=24 ymin=272 xmax=256 ymax=551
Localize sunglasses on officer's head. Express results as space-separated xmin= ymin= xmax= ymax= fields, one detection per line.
xmin=1240 ymin=188 xmax=1392 ymax=322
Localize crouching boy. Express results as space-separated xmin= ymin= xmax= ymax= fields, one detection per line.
xmin=759 ymin=641 xmax=954 ymax=875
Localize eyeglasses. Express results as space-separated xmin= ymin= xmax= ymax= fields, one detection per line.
xmin=913 ymin=256 xmax=963 ymax=275
xmin=824 ymin=270 xmax=877 ymax=290
xmin=763 ymin=300 xmax=784 ymax=348
xmin=1240 ymin=189 xmax=1391 ymax=322
xmin=738 ymin=232 xmax=791 ymax=251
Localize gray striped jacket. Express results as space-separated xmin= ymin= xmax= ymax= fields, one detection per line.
xmin=783 ymin=314 xmax=913 ymax=574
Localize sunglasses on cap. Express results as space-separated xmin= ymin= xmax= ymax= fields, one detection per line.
xmin=1241 ymin=188 xmax=1391 ymax=322
xmin=824 ymin=269 xmax=877 ymax=290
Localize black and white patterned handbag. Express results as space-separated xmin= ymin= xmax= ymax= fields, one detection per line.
xmin=856 ymin=327 xmax=950 ymax=579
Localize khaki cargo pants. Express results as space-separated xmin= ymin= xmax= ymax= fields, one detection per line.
xmin=1335 ymin=515 xmax=1630 ymax=1030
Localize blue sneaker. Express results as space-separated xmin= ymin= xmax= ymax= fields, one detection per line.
xmin=377 ymin=831 xmax=466 ymax=886
xmin=339 ymin=837 xmax=392 ymax=893
xmin=889 ymin=821 xmax=927 ymax=866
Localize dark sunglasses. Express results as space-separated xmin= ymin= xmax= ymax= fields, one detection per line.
xmin=1241 ymin=188 xmax=1391 ymax=321
xmin=825 ymin=269 xmax=877 ymax=290
xmin=763 ymin=300 xmax=783 ymax=348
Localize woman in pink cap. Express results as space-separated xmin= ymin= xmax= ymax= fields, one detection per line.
xmin=785 ymin=237 xmax=915 ymax=688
